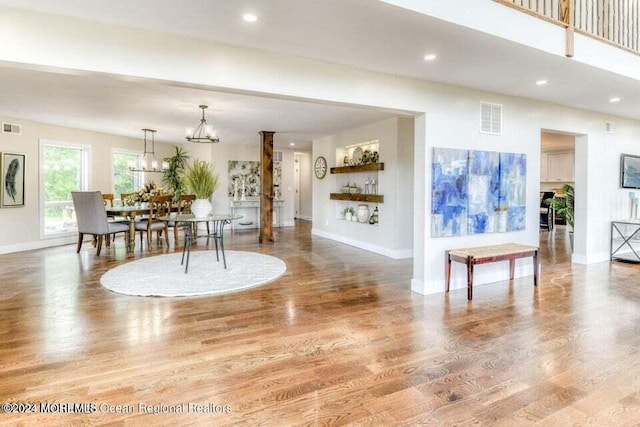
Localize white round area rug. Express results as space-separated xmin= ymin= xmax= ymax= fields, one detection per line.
xmin=100 ymin=250 xmax=286 ymax=297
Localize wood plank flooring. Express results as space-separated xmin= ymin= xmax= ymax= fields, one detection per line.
xmin=1 ymin=223 xmax=640 ymax=425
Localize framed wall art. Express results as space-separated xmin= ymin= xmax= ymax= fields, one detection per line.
xmin=621 ymin=153 xmax=640 ymax=189
xmin=1 ymin=152 xmax=25 ymax=207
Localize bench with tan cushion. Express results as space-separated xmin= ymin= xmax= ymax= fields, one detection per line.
xmin=446 ymin=243 xmax=539 ymax=300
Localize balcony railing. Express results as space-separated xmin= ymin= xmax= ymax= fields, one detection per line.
xmin=496 ymin=0 xmax=640 ymax=55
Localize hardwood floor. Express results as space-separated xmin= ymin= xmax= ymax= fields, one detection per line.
xmin=1 ymin=222 xmax=640 ymax=425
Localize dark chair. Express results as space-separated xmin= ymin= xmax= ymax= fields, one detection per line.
xmin=540 ymin=191 xmax=555 ymax=231
xmin=71 ymin=191 xmax=130 ymax=255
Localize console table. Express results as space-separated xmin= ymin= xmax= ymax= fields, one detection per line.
xmin=229 ymin=198 xmax=284 ymax=230
xmin=446 ymin=243 xmax=539 ymax=301
xmin=610 ymin=220 xmax=640 ymax=263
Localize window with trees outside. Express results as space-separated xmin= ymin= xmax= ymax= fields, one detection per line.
xmin=113 ymin=151 xmax=142 ymax=202
xmin=41 ymin=142 xmax=90 ymax=236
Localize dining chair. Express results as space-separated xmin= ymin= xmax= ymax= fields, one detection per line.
xmin=169 ymin=194 xmax=197 ymax=244
xmin=71 ymin=191 xmax=130 ymax=256
xmin=135 ymin=195 xmax=171 ymax=248
xmin=540 ymin=191 xmax=555 ymax=231
xmin=120 ymin=193 xmax=133 ymax=206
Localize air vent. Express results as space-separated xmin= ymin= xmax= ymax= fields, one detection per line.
xmin=274 ymin=151 xmax=283 ymax=162
xmin=605 ymin=121 xmax=615 ymax=134
xmin=2 ymin=123 xmax=21 ymax=135
xmin=480 ymin=102 xmax=502 ymax=135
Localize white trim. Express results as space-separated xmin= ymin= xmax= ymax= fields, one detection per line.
xmin=571 ymin=251 xmax=609 ymax=264
xmin=0 ymin=235 xmax=76 ymax=255
xmin=311 ymin=228 xmax=413 ymax=259
xmin=296 ymin=215 xmax=312 ymax=221
xmin=282 ymin=220 xmax=296 ymax=227
xmin=411 ymin=278 xmax=425 ymax=294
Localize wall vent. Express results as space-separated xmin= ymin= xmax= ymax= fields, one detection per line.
xmin=479 ymin=102 xmax=502 ymax=135
xmin=2 ymin=123 xmax=21 ymax=135
xmin=274 ymin=151 xmax=283 ymax=162
xmin=605 ymin=121 xmax=615 ymax=134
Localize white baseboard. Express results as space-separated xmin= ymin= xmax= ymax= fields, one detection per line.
xmin=571 ymin=251 xmax=609 ymax=264
xmin=311 ymin=228 xmax=413 ymax=259
xmin=0 ymin=235 xmax=76 ymax=255
xmin=296 ymin=215 xmax=312 ymax=221
xmin=411 ymin=278 xmax=425 ymax=294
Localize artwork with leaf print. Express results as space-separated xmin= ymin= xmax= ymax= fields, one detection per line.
xmin=1 ymin=153 xmax=25 ymax=207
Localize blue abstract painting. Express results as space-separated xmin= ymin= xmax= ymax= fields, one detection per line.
xmin=467 ymin=150 xmax=500 ymax=235
xmin=431 ymin=148 xmax=469 ymax=237
xmin=431 ymin=148 xmax=527 ymax=237
xmin=499 ymin=152 xmax=527 ymax=231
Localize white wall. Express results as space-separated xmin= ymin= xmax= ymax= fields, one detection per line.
xmin=0 ymin=114 xmax=175 ymax=254
xmin=2 ymin=9 xmax=640 ymax=294
xmin=312 ymin=117 xmax=414 ymax=259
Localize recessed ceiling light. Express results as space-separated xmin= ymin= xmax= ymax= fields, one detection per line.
xmin=243 ymin=13 xmax=258 ymax=22
xmin=536 ymin=79 xmax=548 ymax=86
xmin=423 ymin=54 xmax=437 ymax=61
xmin=289 ymin=142 xmax=295 ymax=146
xmin=609 ymin=97 xmax=621 ymax=103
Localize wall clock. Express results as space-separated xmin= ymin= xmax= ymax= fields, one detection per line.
xmin=314 ymin=156 xmax=327 ymax=179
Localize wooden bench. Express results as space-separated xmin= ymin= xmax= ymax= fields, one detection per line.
xmin=446 ymin=243 xmax=539 ymax=300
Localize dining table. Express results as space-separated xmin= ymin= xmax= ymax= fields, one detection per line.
xmin=106 ymin=205 xmax=177 ymax=252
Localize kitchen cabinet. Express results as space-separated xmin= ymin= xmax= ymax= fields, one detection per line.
xmin=541 ymin=152 xmax=574 ymax=182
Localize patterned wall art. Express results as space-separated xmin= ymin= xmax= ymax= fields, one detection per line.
xmin=227 ymin=160 xmax=282 ymax=199
xmin=431 ymin=148 xmax=469 ymax=237
xmin=431 ymin=147 xmax=527 ymax=237
xmin=1 ymin=152 xmax=25 ymax=208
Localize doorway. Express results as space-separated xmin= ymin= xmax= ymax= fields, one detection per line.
xmin=539 ymin=131 xmax=576 ymax=256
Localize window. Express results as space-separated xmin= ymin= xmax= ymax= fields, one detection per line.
xmin=40 ymin=141 xmax=90 ymax=236
xmin=113 ymin=151 xmax=142 ymax=200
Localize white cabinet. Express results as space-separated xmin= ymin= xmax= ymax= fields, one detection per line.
xmin=542 ymin=152 xmax=574 ymax=182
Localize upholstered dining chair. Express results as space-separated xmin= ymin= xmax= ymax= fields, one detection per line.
xmin=71 ymin=191 xmax=130 ymax=256
xmin=135 ymin=195 xmax=171 ymax=248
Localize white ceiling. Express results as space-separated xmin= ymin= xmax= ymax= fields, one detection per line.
xmin=0 ymin=67 xmax=400 ymax=150
xmin=0 ymin=0 xmax=638 ymax=141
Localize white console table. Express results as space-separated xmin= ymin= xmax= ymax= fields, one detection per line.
xmin=229 ymin=198 xmax=284 ymax=230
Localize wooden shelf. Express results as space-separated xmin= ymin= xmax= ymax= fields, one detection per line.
xmin=330 ymin=193 xmax=384 ymax=203
xmin=330 ymin=163 xmax=384 ymax=174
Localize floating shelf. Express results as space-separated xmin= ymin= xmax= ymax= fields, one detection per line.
xmin=330 ymin=193 xmax=384 ymax=203
xmin=330 ymin=163 xmax=384 ymax=174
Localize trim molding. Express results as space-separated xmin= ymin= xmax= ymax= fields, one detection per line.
xmin=571 ymin=251 xmax=609 ymax=265
xmin=295 ymin=215 xmax=312 ymax=221
xmin=0 ymin=235 xmax=76 ymax=255
xmin=311 ymin=228 xmax=413 ymax=259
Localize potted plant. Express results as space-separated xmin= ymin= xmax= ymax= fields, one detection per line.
xmin=184 ymin=159 xmax=219 ymax=218
xmin=162 ymin=146 xmax=189 ymax=202
xmin=342 ymin=206 xmax=355 ymax=221
xmin=549 ymin=184 xmax=575 ymax=249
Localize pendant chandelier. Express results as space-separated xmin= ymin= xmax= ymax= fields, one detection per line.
xmin=185 ymin=105 xmax=220 ymax=143
xmin=129 ymin=128 xmax=168 ymax=173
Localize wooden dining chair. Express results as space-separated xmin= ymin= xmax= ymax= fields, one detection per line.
xmin=120 ymin=193 xmax=133 ymax=206
xmin=71 ymin=191 xmax=130 ymax=256
xmin=134 ymin=195 xmax=171 ymax=248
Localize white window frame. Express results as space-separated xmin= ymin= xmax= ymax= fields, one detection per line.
xmin=111 ymin=148 xmax=144 ymax=204
xmin=39 ymin=139 xmax=91 ymax=239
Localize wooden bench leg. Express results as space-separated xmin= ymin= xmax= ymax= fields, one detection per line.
xmin=509 ymin=259 xmax=515 ymax=280
xmin=533 ymin=250 xmax=539 ymax=286
xmin=445 ymin=250 xmax=451 ymax=292
xmin=467 ymin=256 xmax=474 ymax=301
